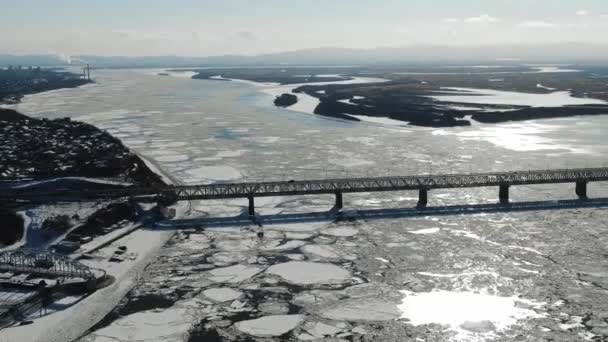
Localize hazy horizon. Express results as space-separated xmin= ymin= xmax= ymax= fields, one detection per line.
xmin=2 ymin=0 xmax=607 ymax=58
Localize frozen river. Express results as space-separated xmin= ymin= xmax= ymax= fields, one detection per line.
xmin=7 ymin=69 xmax=608 ymax=341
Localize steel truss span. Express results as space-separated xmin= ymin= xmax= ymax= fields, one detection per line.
xmin=3 ymin=167 xmax=608 ymax=203
xmin=0 ymin=249 xmax=94 ymax=281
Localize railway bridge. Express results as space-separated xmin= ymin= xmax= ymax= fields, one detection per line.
xmin=3 ymin=167 xmax=608 ymax=217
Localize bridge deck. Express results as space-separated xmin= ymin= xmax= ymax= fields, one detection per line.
xmin=3 ymin=167 xmax=608 ymax=203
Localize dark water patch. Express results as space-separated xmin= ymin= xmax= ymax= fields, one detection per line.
xmin=187 ymin=317 xmax=257 ymax=342
xmin=213 ymin=128 xmax=248 ymax=141
xmin=119 ymin=293 xmax=177 ymax=316
xmin=86 ymin=291 xmax=178 ymax=333
xmin=287 ymin=302 xmax=302 ymax=314
xmin=246 ymin=288 xmax=294 ymax=303
xmin=260 ymin=253 xmax=294 ymax=265
xmin=229 ymin=310 xmax=259 ymax=323
xmin=187 ymin=324 xmax=223 ymax=342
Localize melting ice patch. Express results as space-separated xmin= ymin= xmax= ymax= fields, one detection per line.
xmin=398 ymin=290 xmax=545 ymax=339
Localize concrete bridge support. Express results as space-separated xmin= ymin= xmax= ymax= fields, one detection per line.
xmin=499 ymin=184 xmax=510 ymax=205
xmin=334 ymin=191 xmax=343 ymax=210
xmin=417 ymin=188 xmax=428 ymax=208
xmin=248 ymin=196 xmax=255 ymax=217
xmin=576 ymin=181 xmax=588 ymax=200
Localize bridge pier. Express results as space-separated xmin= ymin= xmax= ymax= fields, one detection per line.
xmin=417 ymin=188 xmax=428 ymax=208
xmin=499 ymin=184 xmax=510 ymax=205
xmin=248 ymin=196 xmax=255 ymax=217
xmin=576 ymin=181 xmax=588 ymax=200
xmin=335 ymin=191 xmax=343 ymax=210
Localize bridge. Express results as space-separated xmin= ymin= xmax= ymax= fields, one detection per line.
xmin=0 ymin=249 xmax=95 ymax=282
xmin=3 ymin=168 xmax=608 ymax=217
xmin=0 ymin=249 xmax=98 ymax=328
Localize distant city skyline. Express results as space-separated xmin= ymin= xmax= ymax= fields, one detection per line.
xmin=1 ymin=0 xmax=607 ymax=57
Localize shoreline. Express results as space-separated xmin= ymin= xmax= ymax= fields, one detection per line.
xmin=0 ymin=107 xmax=187 ymax=341
xmin=1 ymin=147 xmax=186 ymax=342
xmin=1 ymin=81 xmax=94 ymax=106
xmin=190 ymin=66 xmax=608 ymax=128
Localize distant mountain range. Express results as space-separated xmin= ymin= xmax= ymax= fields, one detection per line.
xmin=2 ymin=43 xmax=607 ymax=68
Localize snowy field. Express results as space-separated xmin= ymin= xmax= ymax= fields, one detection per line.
xmin=428 ymin=87 xmax=607 ymax=107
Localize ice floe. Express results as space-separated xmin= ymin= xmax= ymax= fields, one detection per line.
xmin=302 ymin=321 xmax=343 ymax=338
xmin=262 ymin=239 xmax=307 ymax=251
xmin=85 ymin=305 xmax=195 ymax=342
xmin=266 ymin=261 xmax=351 ymax=285
xmin=207 ymin=264 xmax=264 ymax=283
xmin=202 ymin=287 xmax=243 ymax=302
xmin=235 ymin=314 xmax=304 ymax=337
xmin=323 ymin=227 xmax=359 ymax=237
xmin=301 ymin=244 xmax=343 ymax=260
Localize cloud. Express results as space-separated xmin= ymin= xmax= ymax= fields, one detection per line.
xmin=576 ymin=9 xmax=588 ymax=16
xmin=443 ymin=18 xmax=461 ymax=23
xmin=231 ymin=29 xmax=259 ymax=41
xmin=464 ymin=14 xmax=499 ymax=24
xmin=516 ymin=21 xmax=559 ymax=29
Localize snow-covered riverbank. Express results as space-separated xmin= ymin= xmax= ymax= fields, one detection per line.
xmin=1 ymin=160 xmax=186 ymax=342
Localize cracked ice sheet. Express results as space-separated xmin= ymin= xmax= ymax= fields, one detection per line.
xmin=266 ymin=261 xmax=351 ymax=285
xmin=207 ymin=264 xmax=264 ymax=283
xmin=83 ymin=304 xmax=197 ymax=342
xmin=235 ymin=315 xmax=304 ymax=337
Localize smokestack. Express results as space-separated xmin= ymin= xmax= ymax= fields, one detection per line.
xmin=86 ymin=64 xmax=90 ymax=81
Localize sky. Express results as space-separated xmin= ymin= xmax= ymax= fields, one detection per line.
xmin=1 ymin=0 xmax=607 ymax=57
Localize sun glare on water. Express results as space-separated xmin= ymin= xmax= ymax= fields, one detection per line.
xmin=398 ymin=290 xmax=545 ymax=340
